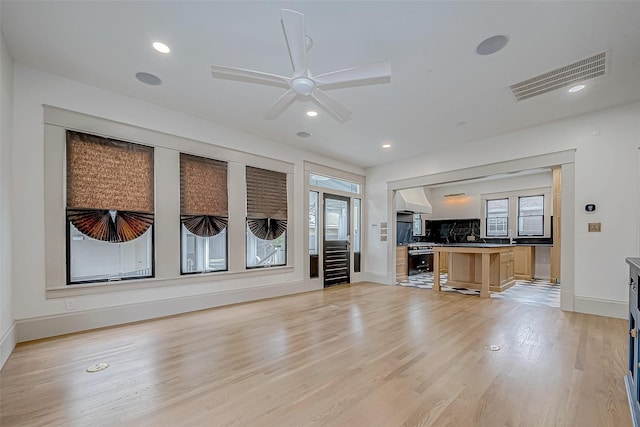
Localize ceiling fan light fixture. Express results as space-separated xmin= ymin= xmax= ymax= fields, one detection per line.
xmin=291 ymin=77 xmax=315 ymax=96
xmin=210 ymin=9 xmax=391 ymax=123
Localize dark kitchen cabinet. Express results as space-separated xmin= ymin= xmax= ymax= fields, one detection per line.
xmin=626 ymin=257 xmax=640 ymax=427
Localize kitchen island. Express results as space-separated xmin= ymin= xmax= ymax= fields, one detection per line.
xmin=432 ymin=244 xmax=516 ymax=298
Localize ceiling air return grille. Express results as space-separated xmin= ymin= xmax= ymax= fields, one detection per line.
xmin=510 ymin=51 xmax=607 ymax=101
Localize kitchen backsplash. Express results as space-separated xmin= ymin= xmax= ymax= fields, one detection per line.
xmin=417 ymin=219 xmax=481 ymax=244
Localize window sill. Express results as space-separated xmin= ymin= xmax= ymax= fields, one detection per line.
xmin=46 ymin=265 xmax=294 ymax=299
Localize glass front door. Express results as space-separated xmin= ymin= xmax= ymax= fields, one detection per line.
xmin=323 ymin=193 xmax=350 ymax=287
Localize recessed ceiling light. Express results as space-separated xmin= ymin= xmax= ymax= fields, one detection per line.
xmin=569 ymin=84 xmax=585 ymax=93
xmin=152 ymin=42 xmax=170 ymax=54
xmin=297 ymin=131 xmax=312 ymax=138
xmin=456 ymin=121 xmax=466 ymax=127
xmin=476 ymin=35 xmax=509 ymax=55
xmin=306 ymin=111 xmax=318 ymax=117
xmin=382 ymin=143 xmax=391 ymax=149
xmin=135 ymin=72 xmax=162 ymax=86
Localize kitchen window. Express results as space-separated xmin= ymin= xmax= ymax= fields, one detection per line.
xmin=518 ymin=195 xmax=544 ymax=236
xmin=481 ymin=187 xmax=551 ymax=239
xmin=486 ymin=198 xmax=509 ymax=237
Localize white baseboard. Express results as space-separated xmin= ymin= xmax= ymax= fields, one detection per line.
xmin=0 ymin=322 xmax=16 ymax=370
xmin=364 ymin=272 xmax=391 ymax=285
xmin=573 ymin=296 xmax=627 ymax=319
xmin=560 ymin=290 xmax=574 ymax=312
xmin=16 ymin=280 xmax=315 ymax=343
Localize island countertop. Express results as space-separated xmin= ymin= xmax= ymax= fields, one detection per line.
xmin=434 ymin=242 xmax=553 ymax=248
xmin=437 ymin=243 xmax=513 ymax=248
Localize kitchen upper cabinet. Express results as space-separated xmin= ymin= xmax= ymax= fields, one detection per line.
xmin=514 ymin=246 xmax=535 ymax=280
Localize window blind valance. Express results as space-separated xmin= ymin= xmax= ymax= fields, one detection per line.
xmin=66 ymin=131 xmax=154 ymax=242
xmin=180 ymin=153 xmax=228 ymax=237
xmin=246 ymin=166 xmax=287 ymax=240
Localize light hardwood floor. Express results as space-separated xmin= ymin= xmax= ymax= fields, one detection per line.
xmin=0 ymin=283 xmax=632 ymax=426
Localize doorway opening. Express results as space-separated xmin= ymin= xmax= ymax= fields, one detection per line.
xmin=306 ymin=165 xmax=364 ymax=288
xmin=388 ymin=150 xmax=574 ymax=311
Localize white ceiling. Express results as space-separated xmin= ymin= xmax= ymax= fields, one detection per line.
xmin=2 ymin=1 xmax=640 ymax=168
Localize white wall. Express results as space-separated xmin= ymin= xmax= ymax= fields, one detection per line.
xmin=366 ymin=101 xmax=640 ymax=317
xmin=0 ymin=27 xmax=15 ymax=367
xmin=427 ymin=172 xmax=552 ymax=220
xmin=11 ymin=65 xmax=364 ymax=340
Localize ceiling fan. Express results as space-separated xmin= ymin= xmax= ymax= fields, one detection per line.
xmin=210 ymin=9 xmax=391 ymax=123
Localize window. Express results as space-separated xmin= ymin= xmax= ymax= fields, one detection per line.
xmin=180 ymin=153 xmax=228 ymax=274
xmin=486 ymin=198 xmax=508 ymax=237
xmin=309 ymin=191 xmax=319 ymax=278
xmin=518 ymin=195 xmax=544 ymax=236
xmin=354 ymin=198 xmax=361 ymax=273
xmin=246 ymin=166 xmax=287 ymax=268
xmin=309 ymin=191 xmax=319 ymax=256
xmin=66 ymin=131 xmax=154 ymax=283
xmin=481 ymin=187 xmax=551 ymax=239
xmin=413 ymin=213 xmax=423 ymax=236
xmin=309 ymin=174 xmax=360 ymax=194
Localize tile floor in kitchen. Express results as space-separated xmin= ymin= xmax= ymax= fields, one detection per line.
xmin=397 ymin=273 xmax=561 ymax=308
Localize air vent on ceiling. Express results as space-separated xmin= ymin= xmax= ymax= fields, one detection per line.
xmin=509 ymin=51 xmax=608 ymax=101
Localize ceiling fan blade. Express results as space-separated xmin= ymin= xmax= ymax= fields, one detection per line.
xmin=313 ymin=61 xmax=391 ymax=87
xmin=210 ymin=65 xmax=290 ymax=88
xmin=264 ymin=89 xmax=297 ymax=120
xmin=312 ymin=88 xmax=352 ymax=123
xmin=281 ymin=9 xmax=308 ymax=78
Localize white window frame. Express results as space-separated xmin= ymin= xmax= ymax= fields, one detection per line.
xmin=480 ymin=187 xmax=551 ymax=239
xmin=304 ymin=162 xmax=365 ymax=284
xmin=43 ymin=106 xmax=294 ymax=298
xmin=517 ymin=195 xmax=545 ymax=236
xmin=485 ymin=198 xmax=509 ymax=237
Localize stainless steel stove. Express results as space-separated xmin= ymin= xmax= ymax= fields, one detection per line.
xmin=407 ymin=243 xmax=436 ymax=275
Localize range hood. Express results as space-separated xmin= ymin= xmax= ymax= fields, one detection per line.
xmin=396 ymin=187 xmax=432 ymax=214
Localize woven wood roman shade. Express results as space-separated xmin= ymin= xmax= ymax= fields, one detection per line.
xmin=180 ymin=153 xmax=228 ymax=237
xmin=66 ymin=131 xmax=154 ymax=242
xmin=246 ymin=166 xmax=287 ymax=240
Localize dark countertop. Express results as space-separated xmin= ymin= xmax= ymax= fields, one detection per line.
xmin=402 ymin=242 xmax=553 ymax=248
xmin=439 ymin=243 xmax=553 ymax=248
xmin=439 ymin=243 xmax=513 ymax=248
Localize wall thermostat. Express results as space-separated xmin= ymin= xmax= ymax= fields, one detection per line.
xmin=585 ymin=203 xmax=596 ymax=212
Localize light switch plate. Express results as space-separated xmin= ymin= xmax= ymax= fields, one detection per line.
xmin=588 ymin=222 xmax=601 ymax=232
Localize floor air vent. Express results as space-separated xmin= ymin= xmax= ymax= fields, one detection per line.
xmin=510 ymin=51 xmax=607 ymax=101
